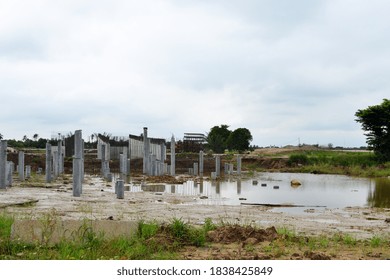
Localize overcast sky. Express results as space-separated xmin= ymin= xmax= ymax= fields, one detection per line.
xmin=1 ymin=0 xmax=389 ymax=147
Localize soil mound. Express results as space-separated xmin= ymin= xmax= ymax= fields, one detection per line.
xmin=207 ymin=225 xmax=278 ymax=244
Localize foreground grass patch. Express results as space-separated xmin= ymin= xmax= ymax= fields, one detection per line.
xmin=0 ymin=214 xmax=389 ymax=260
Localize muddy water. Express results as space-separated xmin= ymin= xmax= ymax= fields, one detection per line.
xmin=126 ymin=173 xmax=390 ymax=213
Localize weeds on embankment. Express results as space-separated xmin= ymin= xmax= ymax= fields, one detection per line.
xmin=280 ymin=150 xmax=390 ymax=177
xmin=0 ymin=214 xmax=389 ymax=260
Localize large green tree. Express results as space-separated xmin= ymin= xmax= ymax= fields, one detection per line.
xmin=227 ymin=128 xmax=253 ymax=152
xmin=206 ymin=125 xmax=253 ymax=153
xmin=206 ymin=125 xmax=231 ymax=153
xmin=355 ymin=99 xmax=390 ymax=161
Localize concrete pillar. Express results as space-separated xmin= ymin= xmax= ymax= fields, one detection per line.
xmin=45 ymin=142 xmax=52 ymax=183
xmin=224 ymin=163 xmax=229 ymax=174
xmin=6 ymin=161 xmax=13 ymax=187
xmin=237 ymin=155 xmax=242 ymax=175
xmin=154 ymin=155 xmax=158 ymax=176
xmin=101 ymin=144 xmax=110 ymax=178
xmin=122 ymin=147 xmax=128 ymax=175
xmin=116 ymin=179 xmax=124 ymax=199
xmin=73 ymin=130 xmax=83 ymax=197
xmin=53 ymin=151 xmax=59 ymax=178
xmin=128 ymin=137 xmax=132 ymax=176
xmin=115 ymin=180 xmax=119 ymax=194
xmin=82 ymin=140 xmax=85 ymax=182
xmin=170 ymin=135 xmax=175 ymax=176
xmin=18 ymin=151 xmax=25 ymax=181
xmin=101 ymin=144 xmax=105 ymax=176
xmin=194 ymin=162 xmax=198 ymax=176
xmin=119 ymin=154 xmax=124 ymax=174
xmin=9 ymin=161 xmax=15 ymax=173
xmin=106 ymin=173 xmax=112 ymax=182
xmin=57 ymin=140 xmax=62 ymax=175
xmin=143 ymin=127 xmax=149 ymax=174
xmin=159 ymin=162 xmax=164 ymax=176
xmin=160 ymin=143 xmax=166 ymax=162
xmin=25 ymin=165 xmax=31 ymax=179
xmin=199 ymin=150 xmax=204 ymax=177
xmin=0 ymin=140 xmax=7 ymax=189
xmin=58 ymin=140 xmax=64 ymax=174
xmin=148 ymin=154 xmax=154 ymax=176
xmin=229 ymin=163 xmax=234 ymax=175
xmin=215 ymin=155 xmax=221 ymax=177
xmin=103 ymin=161 xmax=110 ymax=178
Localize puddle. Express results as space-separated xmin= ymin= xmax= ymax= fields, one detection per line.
xmin=121 ymin=172 xmax=390 ymax=214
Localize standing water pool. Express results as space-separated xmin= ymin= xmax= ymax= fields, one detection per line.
xmin=127 ymin=173 xmax=390 ymax=213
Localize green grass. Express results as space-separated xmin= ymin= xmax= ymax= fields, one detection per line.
xmin=1 ymin=213 xmax=389 ymax=260
xmin=0 ymin=214 xmax=14 ymax=239
xmin=283 ymin=150 xmax=390 ymax=177
xmin=0 ymin=214 xmax=218 ymax=260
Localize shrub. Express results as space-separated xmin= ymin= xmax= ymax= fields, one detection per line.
xmin=287 ymin=153 xmax=309 ymax=166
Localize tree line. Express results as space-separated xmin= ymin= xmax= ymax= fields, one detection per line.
xmin=206 ymin=125 xmax=253 ymax=153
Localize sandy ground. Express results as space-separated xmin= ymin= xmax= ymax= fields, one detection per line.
xmin=1 ymin=174 xmax=390 ymax=240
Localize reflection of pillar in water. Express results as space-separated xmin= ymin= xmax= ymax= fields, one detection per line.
xmin=171 ymin=184 xmax=175 ymax=194
xmin=216 ymin=181 xmax=220 ymax=194
xmin=199 ymin=179 xmax=204 ymax=194
xmin=237 ymin=179 xmax=242 ymax=195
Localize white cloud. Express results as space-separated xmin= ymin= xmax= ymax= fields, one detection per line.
xmin=0 ymin=0 xmax=389 ymax=147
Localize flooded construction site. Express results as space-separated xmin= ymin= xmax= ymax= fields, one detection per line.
xmin=1 ymin=129 xmax=390 ymax=243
